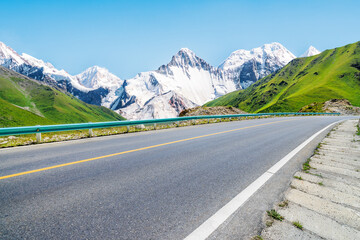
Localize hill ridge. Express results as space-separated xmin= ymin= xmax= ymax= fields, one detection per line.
xmin=205 ymin=41 xmax=360 ymax=113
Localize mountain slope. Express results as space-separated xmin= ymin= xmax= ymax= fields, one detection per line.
xmin=205 ymin=41 xmax=360 ymax=113
xmin=0 ymin=66 xmax=124 ymax=127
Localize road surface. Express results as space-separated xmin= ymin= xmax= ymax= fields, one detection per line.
xmin=0 ymin=116 xmax=349 ymax=239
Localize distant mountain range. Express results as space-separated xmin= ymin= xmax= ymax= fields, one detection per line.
xmin=205 ymin=42 xmax=360 ymax=113
xmin=0 ymin=41 xmax=320 ymax=119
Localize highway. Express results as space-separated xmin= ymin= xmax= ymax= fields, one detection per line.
xmin=0 ymin=116 xmax=348 ymax=239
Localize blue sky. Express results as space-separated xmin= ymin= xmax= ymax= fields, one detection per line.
xmin=1 ymin=0 xmax=359 ymax=79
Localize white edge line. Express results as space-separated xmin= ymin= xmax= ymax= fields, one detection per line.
xmin=184 ymin=120 xmax=343 ymax=240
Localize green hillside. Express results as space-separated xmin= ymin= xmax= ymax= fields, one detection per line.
xmin=0 ymin=66 xmax=125 ymax=127
xmin=205 ymin=41 xmax=360 ymax=113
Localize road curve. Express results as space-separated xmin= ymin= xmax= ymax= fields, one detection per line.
xmin=0 ymin=116 xmax=348 ymax=239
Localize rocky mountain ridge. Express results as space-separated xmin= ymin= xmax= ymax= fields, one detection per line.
xmin=0 ymin=41 xmax=309 ymax=119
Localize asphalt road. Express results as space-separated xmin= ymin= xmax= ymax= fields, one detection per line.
xmin=0 ymin=116 xmax=349 ymax=239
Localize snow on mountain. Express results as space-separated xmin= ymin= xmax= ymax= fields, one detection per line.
xmin=110 ymin=48 xmax=237 ymax=119
xmin=74 ymin=66 xmax=124 ymax=107
xmin=75 ymin=66 xmax=122 ymax=89
xmin=0 ymin=42 xmax=25 ymax=67
xmin=20 ymin=53 xmax=71 ymax=81
xmin=0 ymin=41 xmax=92 ymax=92
xmin=0 ymin=41 xmax=295 ymax=120
xmin=219 ymin=42 xmax=296 ymax=88
xmin=300 ymin=46 xmax=321 ymax=57
xmin=119 ymin=90 xmax=197 ymax=120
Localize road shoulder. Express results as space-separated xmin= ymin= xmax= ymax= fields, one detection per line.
xmin=259 ymin=119 xmax=360 ymax=240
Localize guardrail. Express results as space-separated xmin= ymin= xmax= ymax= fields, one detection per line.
xmin=0 ymin=112 xmax=340 ymax=142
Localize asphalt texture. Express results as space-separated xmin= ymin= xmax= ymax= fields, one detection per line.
xmin=0 ymin=116 xmax=350 ymax=239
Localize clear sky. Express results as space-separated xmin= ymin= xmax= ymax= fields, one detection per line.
xmin=1 ymin=0 xmax=359 ymax=79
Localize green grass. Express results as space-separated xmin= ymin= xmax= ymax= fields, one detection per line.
xmin=303 ymin=158 xmax=311 ymax=172
xmin=267 ymin=209 xmax=284 ymax=221
xmin=0 ymin=68 xmax=125 ymax=127
xmin=205 ymin=41 xmax=360 ymax=112
xmin=292 ymin=221 xmax=303 ymax=230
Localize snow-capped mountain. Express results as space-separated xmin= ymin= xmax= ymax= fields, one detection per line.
xmin=111 ymin=48 xmax=237 ymax=119
xmin=74 ymin=66 xmax=124 ymax=107
xmin=0 ymin=41 xmax=123 ymax=106
xmin=219 ymin=42 xmax=296 ymax=88
xmin=0 ymin=41 xmax=297 ymax=119
xmin=75 ymin=66 xmax=122 ymax=89
xmin=300 ymin=46 xmax=321 ymax=57
xmin=0 ymin=41 xmax=89 ymax=92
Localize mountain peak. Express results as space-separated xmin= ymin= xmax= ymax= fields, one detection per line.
xmin=178 ymin=47 xmax=195 ymax=55
xmin=75 ymin=65 xmax=122 ymax=89
xmin=84 ymin=65 xmax=109 ymax=73
xmin=0 ymin=41 xmax=25 ymax=66
xmin=166 ymin=47 xmax=205 ymax=69
xmin=300 ymin=46 xmax=321 ymax=57
xmin=219 ymin=42 xmax=296 ymax=71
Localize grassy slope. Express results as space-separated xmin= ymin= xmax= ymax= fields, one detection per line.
xmin=205 ymin=41 xmax=360 ymax=113
xmin=0 ymin=68 xmax=125 ymax=127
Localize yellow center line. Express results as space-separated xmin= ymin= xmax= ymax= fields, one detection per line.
xmin=0 ymin=119 xmax=296 ymax=180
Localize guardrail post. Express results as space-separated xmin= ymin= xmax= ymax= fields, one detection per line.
xmin=154 ymin=123 xmax=157 ymax=130
xmin=36 ymin=125 xmax=41 ymax=143
xmin=176 ymin=121 xmax=180 ymax=127
xmin=88 ymin=122 xmax=93 ymax=137
xmin=126 ymin=126 xmax=130 ymax=133
xmin=207 ymin=119 xmax=210 ymax=124
xmin=219 ymin=118 xmax=222 ymax=122
xmin=229 ymin=117 xmax=232 ymax=121
xmin=192 ymin=119 xmax=195 ymax=125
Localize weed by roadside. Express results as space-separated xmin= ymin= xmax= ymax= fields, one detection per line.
xmin=310 ymin=173 xmax=323 ymax=178
xmin=251 ymin=235 xmax=263 ymax=240
xmin=294 ymin=176 xmax=302 ymax=180
xmin=303 ymin=158 xmax=311 ymax=172
xmin=278 ymin=200 xmax=289 ymax=208
xmin=292 ymin=221 xmax=303 ymax=230
xmin=267 ymin=209 xmax=284 ymax=221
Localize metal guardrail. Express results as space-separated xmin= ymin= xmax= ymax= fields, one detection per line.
xmin=0 ymin=112 xmax=340 ymax=142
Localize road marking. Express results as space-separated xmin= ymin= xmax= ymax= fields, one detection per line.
xmin=0 ymin=119 xmax=295 ymax=180
xmin=183 ymin=120 xmax=343 ymax=240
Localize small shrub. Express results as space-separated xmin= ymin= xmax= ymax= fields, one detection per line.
xmin=294 ymin=176 xmax=302 ymax=180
